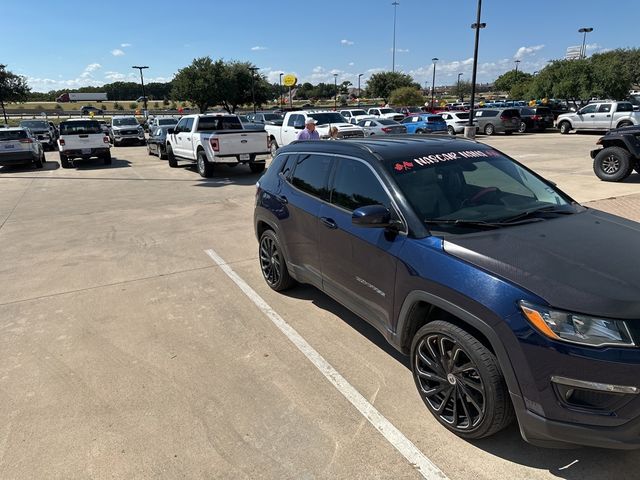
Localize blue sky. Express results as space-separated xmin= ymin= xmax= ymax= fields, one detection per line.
xmin=2 ymin=0 xmax=638 ymax=92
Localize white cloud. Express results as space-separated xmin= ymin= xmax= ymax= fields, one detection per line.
xmin=105 ymin=71 xmax=126 ymax=81
xmin=341 ymin=39 xmax=354 ymax=46
xmin=348 ymin=62 xmax=354 ymax=66
xmin=80 ymin=63 xmax=102 ymax=78
xmin=514 ymin=44 xmax=544 ymax=60
xmin=120 ymin=43 xmax=132 ymax=48
xmin=312 ymin=66 xmax=323 ymax=73
xmin=251 ymin=46 xmax=267 ymax=51
xmin=111 ymin=49 xmax=125 ymax=56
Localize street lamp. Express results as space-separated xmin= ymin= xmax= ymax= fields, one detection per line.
xmin=457 ymin=72 xmax=463 ymax=102
xmin=391 ymin=1 xmax=399 ymax=73
xmin=333 ymin=73 xmax=338 ymax=111
xmin=249 ymin=67 xmax=258 ymax=114
xmin=579 ymin=27 xmax=593 ymax=59
xmin=358 ymin=73 xmax=363 ymax=106
xmin=131 ymin=66 xmax=149 ymax=117
xmin=430 ymin=58 xmax=438 ymax=112
xmin=279 ymin=72 xmax=284 ymax=111
xmin=467 ymin=0 xmax=486 ymax=136
xmin=514 ymin=59 xmax=521 ymax=87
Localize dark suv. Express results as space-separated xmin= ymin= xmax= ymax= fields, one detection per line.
xmin=474 ymin=108 xmax=520 ymax=135
xmin=254 ymin=136 xmax=640 ymax=449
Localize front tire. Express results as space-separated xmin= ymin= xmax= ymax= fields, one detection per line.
xmin=34 ymin=152 xmax=44 ymax=169
xmin=269 ymin=139 xmax=278 ymax=157
xmin=259 ymin=229 xmax=295 ymax=291
xmin=593 ymin=146 xmax=633 ymax=182
xmin=415 ymin=129 xmax=425 ymax=134
xmin=518 ymin=121 xmax=527 ymax=133
xmin=559 ymin=121 xmax=571 ymax=134
xmin=617 ymin=121 xmax=633 ymax=129
xmin=411 ymin=321 xmax=514 ymax=439
xmin=167 ymin=144 xmax=178 ymax=168
xmin=197 ymin=150 xmax=214 ymax=178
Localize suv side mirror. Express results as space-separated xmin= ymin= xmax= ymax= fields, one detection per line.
xmin=168 ymin=128 xmax=176 ymax=135
xmin=352 ymin=205 xmax=399 ymax=229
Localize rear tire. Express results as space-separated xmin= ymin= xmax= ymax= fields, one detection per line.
xmin=269 ymin=139 xmax=278 ymax=157
xmin=34 ymin=152 xmax=44 ymax=169
xmin=447 ymin=125 xmax=455 ymax=135
xmin=249 ymin=162 xmax=266 ymax=173
xmin=518 ymin=121 xmax=527 ymax=133
xmin=197 ymin=150 xmax=214 ymax=178
xmin=593 ymin=146 xmax=633 ymax=182
xmin=167 ymin=144 xmax=178 ymax=168
xmin=411 ymin=321 xmax=514 ymax=439
xmin=559 ymin=121 xmax=571 ymax=134
xmin=59 ymin=153 xmax=72 ymax=169
xmin=259 ymin=229 xmax=295 ymax=291
xmin=484 ymin=124 xmax=495 ymax=136
xmin=103 ymin=151 xmax=112 ymax=165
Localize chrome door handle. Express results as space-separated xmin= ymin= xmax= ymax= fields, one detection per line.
xmin=320 ymin=217 xmax=337 ymax=229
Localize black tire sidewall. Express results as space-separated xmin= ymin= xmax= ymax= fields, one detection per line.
xmin=594 ymin=147 xmax=632 ymax=182
xmin=259 ymin=229 xmax=293 ymax=291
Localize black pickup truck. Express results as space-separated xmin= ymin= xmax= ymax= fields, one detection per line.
xmin=591 ymin=125 xmax=640 ymax=181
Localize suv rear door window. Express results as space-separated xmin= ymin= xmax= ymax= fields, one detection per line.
xmin=197 ymin=116 xmax=242 ymax=131
xmin=290 ymin=154 xmax=332 ymax=200
xmin=0 ymin=130 xmax=28 ymax=141
xmin=501 ymin=109 xmax=519 ymax=118
xmin=598 ymin=104 xmax=612 ymax=113
xmin=616 ymin=102 xmax=633 ymax=112
xmin=60 ymin=121 xmax=101 ymax=135
xmin=330 ymin=159 xmax=390 ymax=211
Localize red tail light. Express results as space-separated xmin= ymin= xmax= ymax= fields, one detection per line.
xmin=531 ymin=115 xmax=540 ymax=121
xmin=59 ymin=139 xmax=65 ymax=146
xmin=210 ymin=137 xmax=219 ymax=152
xmin=381 ymin=127 xmax=392 ymax=133
xmin=19 ymin=138 xmax=33 ymax=144
xmin=103 ymin=136 xmax=110 ymax=144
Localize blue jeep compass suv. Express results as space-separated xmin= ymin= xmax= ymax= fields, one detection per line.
xmin=254 ymin=136 xmax=640 ymax=449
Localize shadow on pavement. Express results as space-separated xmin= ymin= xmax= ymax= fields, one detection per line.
xmin=0 ymin=160 xmax=60 ymax=174
xmin=281 ymin=284 xmax=410 ymax=368
xmin=74 ymin=158 xmax=131 ymax=170
xmin=191 ymin=164 xmax=264 ymax=188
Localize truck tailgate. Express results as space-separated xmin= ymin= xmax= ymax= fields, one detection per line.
xmin=214 ymin=131 xmax=269 ymax=156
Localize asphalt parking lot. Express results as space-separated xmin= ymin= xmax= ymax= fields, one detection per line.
xmin=2 ymin=133 xmax=640 ymax=479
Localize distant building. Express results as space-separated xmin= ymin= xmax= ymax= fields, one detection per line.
xmin=566 ymin=46 xmax=582 ymax=60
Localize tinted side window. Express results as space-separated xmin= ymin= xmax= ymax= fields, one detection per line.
xmin=581 ymin=104 xmax=597 ymax=114
xmin=175 ymin=118 xmax=187 ymax=133
xmin=184 ymin=118 xmax=194 ymax=132
xmin=290 ymin=154 xmax=332 ymax=200
xmin=287 ymin=114 xmax=300 ymax=127
xmin=616 ymin=102 xmax=633 ymax=112
xmin=280 ymin=154 xmax=298 ymax=179
xmin=598 ymin=104 xmax=612 ymax=113
xmin=331 ymin=159 xmax=390 ymax=211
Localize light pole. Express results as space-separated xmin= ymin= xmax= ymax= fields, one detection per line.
xmin=132 ymin=65 xmax=149 ymax=117
xmin=430 ymin=58 xmax=438 ymax=112
xmin=579 ymin=27 xmax=593 ymax=59
xmin=333 ymin=73 xmax=338 ymax=111
xmin=457 ymin=72 xmax=463 ymax=102
xmin=392 ymin=1 xmax=399 ymax=73
xmin=279 ymin=72 xmax=284 ymax=111
xmin=514 ymin=59 xmax=521 ymax=89
xmin=249 ymin=67 xmax=258 ymax=114
xmin=358 ymin=73 xmax=363 ymax=106
xmin=467 ymin=0 xmax=486 ymax=137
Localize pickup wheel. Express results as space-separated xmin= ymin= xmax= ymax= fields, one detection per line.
xmin=447 ymin=126 xmax=455 ymax=135
xmin=593 ymin=146 xmax=633 ymax=182
xmin=558 ymin=121 xmax=571 ymax=134
xmin=269 ymin=139 xmax=279 ymax=157
xmin=249 ymin=162 xmax=266 ymax=174
xmin=197 ymin=150 xmax=214 ymax=178
xmin=59 ymin=153 xmax=72 ymax=169
xmin=617 ymin=121 xmax=633 ymax=129
xmin=259 ymin=229 xmax=295 ymax=291
xmin=411 ymin=321 xmax=514 ymax=439
xmin=167 ymin=145 xmax=178 ymax=168
xmin=34 ymin=152 xmax=44 ymax=169
xmin=103 ymin=151 xmax=112 ymax=165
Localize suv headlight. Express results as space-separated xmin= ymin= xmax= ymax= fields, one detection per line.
xmin=519 ymin=301 xmax=635 ymax=347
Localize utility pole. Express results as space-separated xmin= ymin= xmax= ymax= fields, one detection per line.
xmin=132 ymin=66 xmax=149 ymax=117
xmin=430 ymin=58 xmax=438 ymax=112
xmin=358 ymin=73 xmax=363 ymax=106
xmin=0 ymin=64 xmax=7 ymax=125
xmin=279 ymin=72 xmax=284 ymax=111
xmin=333 ymin=73 xmax=338 ymax=111
xmin=457 ymin=72 xmax=463 ymax=102
xmin=249 ymin=66 xmax=258 ymax=114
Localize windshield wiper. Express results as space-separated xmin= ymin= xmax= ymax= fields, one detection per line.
xmin=424 ymin=219 xmax=507 ymax=229
xmin=498 ymin=205 xmax=575 ymax=224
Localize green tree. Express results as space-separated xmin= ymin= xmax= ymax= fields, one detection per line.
xmin=218 ymin=61 xmax=272 ymax=113
xmin=171 ymin=56 xmax=224 ymax=113
xmin=0 ymin=65 xmax=30 ymax=124
xmin=590 ymin=50 xmax=633 ymax=100
xmin=529 ymin=60 xmax=594 ymax=108
xmin=365 ymin=71 xmax=418 ymax=102
xmin=389 ymin=87 xmax=424 ymax=106
xmin=493 ymin=70 xmax=534 ymax=94
xmin=456 ymin=80 xmax=473 ymax=100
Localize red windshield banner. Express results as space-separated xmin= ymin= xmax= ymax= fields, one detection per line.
xmin=392 ymin=149 xmax=501 ymax=173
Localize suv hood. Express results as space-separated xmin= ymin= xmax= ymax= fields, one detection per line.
xmin=443 ymin=209 xmax=640 ymax=319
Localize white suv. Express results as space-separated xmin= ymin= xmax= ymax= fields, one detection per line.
xmin=0 ymin=127 xmax=45 ymax=169
xmin=58 ymin=119 xmax=111 ymax=168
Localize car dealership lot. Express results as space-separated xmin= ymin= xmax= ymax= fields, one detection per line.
xmin=2 ymin=134 xmax=640 ymax=479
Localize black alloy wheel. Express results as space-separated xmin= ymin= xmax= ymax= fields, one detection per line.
xmin=593 ymin=146 xmax=633 ymax=182
xmin=411 ymin=321 xmax=513 ymax=439
xmin=259 ymin=230 xmax=294 ymax=291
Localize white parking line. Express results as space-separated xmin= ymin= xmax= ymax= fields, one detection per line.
xmin=204 ymin=248 xmax=449 ymax=480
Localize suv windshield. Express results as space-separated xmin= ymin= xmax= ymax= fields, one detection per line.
xmin=20 ymin=121 xmax=49 ymax=130
xmin=59 ymin=121 xmax=102 ymax=135
xmin=158 ymin=118 xmax=177 ymax=125
xmin=350 ymin=110 xmax=368 ymax=116
xmin=112 ymin=118 xmax=139 ymax=126
xmin=308 ymin=113 xmax=347 ymax=125
xmin=385 ymin=148 xmax=573 ymax=231
xmin=379 ymin=108 xmax=395 ymax=114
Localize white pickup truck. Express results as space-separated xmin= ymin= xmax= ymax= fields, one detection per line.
xmin=557 ymin=101 xmax=640 ymax=134
xmin=166 ymin=114 xmax=270 ymax=177
xmin=265 ymin=110 xmax=364 ymax=154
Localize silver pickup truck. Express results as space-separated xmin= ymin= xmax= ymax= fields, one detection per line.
xmin=557 ymin=101 xmax=640 ymax=134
